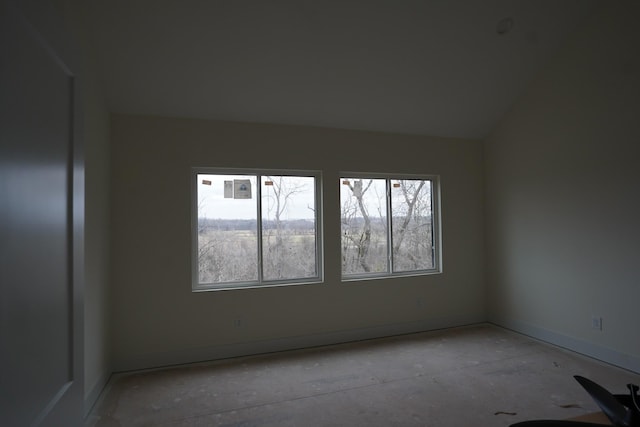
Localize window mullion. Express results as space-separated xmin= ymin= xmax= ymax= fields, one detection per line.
xmin=386 ymin=179 xmax=393 ymax=274
xmin=315 ymin=176 xmax=322 ymax=277
xmin=256 ymin=174 xmax=264 ymax=284
xmin=431 ymin=181 xmax=437 ymax=269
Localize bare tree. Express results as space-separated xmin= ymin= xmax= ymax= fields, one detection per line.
xmin=342 ymin=179 xmax=377 ymax=273
xmin=392 ymin=180 xmax=425 ymax=253
xmin=198 ymin=196 xmax=258 ymax=284
xmin=197 ymin=198 xmax=220 ymax=282
xmin=392 ymin=180 xmax=433 ymax=270
xmin=262 ymin=176 xmax=311 ymax=279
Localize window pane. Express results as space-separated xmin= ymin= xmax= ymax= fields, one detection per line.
xmin=340 ymin=178 xmax=388 ymax=275
xmin=391 ymin=179 xmax=434 ymax=271
xmin=261 ymin=175 xmax=317 ymax=281
xmin=197 ymin=174 xmax=258 ymax=284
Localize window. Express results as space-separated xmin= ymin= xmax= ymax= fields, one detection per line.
xmin=193 ymin=169 xmax=322 ymax=290
xmin=340 ymin=174 xmax=440 ymax=279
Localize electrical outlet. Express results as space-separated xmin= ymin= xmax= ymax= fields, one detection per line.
xmin=591 ymin=316 xmax=603 ymax=331
xmin=233 ymin=318 xmax=245 ymax=328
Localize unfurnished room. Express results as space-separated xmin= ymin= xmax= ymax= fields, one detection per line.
xmin=1 ymin=0 xmax=640 ymax=426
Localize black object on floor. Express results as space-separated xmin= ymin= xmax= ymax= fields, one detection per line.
xmin=511 ymin=375 xmax=640 ymax=427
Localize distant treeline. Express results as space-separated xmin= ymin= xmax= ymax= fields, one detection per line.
xmin=199 ymin=215 xmax=432 ymax=231
xmin=199 ymin=218 xmax=315 ymax=231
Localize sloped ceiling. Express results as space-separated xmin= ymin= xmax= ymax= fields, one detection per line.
xmin=86 ymin=0 xmax=598 ymax=139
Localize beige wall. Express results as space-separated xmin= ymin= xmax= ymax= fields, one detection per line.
xmin=110 ymin=115 xmax=485 ymax=371
xmin=485 ymin=1 xmax=640 ymax=372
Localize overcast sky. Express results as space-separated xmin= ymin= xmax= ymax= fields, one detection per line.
xmin=198 ymin=174 xmax=432 ymax=220
xmin=197 ymin=174 xmax=316 ymax=220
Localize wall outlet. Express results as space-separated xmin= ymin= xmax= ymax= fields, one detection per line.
xmin=233 ymin=318 xmax=245 ymax=328
xmin=591 ymin=316 xmax=603 ymax=331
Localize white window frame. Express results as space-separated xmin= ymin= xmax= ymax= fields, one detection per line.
xmin=192 ymin=167 xmax=323 ymax=291
xmin=340 ymin=172 xmax=442 ymax=281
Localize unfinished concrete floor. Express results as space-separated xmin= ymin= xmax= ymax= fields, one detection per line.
xmin=86 ymin=324 xmax=640 ymax=426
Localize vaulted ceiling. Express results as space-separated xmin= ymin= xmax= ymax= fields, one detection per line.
xmin=87 ymin=0 xmax=598 ymax=139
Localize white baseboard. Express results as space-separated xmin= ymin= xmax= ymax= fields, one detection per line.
xmin=113 ymin=315 xmax=483 ymax=373
xmin=84 ymin=371 xmax=111 ymax=419
xmin=491 ymin=318 xmax=640 ymax=374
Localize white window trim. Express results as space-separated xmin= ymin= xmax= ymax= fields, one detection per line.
xmin=339 ymin=172 xmax=442 ymax=281
xmin=192 ymin=167 xmax=324 ymax=291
